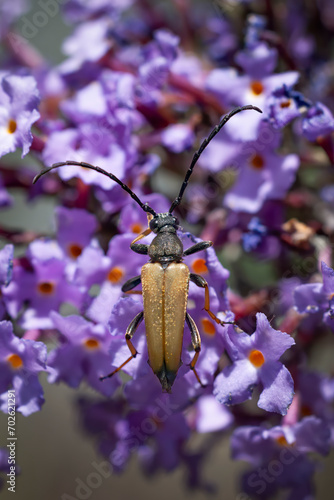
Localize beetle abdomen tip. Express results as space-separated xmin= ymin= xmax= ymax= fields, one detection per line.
xmin=156 ymin=366 xmax=177 ymax=393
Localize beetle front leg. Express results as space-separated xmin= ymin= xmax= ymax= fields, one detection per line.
xmin=122 ymin=275 xmax=142 ymax=295
xmin=130 ymin=215 xmax=153 ymax=255
xmin=186 ymin=313 xmax=205 ymax=388
xmin=183 ymin=240 xmax=212 ymax=256
xmin=190 ymin=273 xmax=221 ymax=325
xmin=130 ymin=242 xmax=149 ymax=255
xmin=99 ymin=311 xmax=144 ymax=381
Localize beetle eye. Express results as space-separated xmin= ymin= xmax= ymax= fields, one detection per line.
xmin=149 ymin=218 xmax=159 ymax=231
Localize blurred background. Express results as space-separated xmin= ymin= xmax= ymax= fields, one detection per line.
xmin=1 ymin=1 xmax=334 ymax=499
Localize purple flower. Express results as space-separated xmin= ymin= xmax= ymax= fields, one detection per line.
xmin=2 ymin=241 xmax=84 ymax=329
xmin=0 ymin=320 xmax=46 ymax=416
xmin=231 ymin=416 xmax=330 ymax=499
xmin=190 ymin=394 xmax=234 ymax=433
xmin=55 ymin=207 xmax=98 ymax=260
xmin=213 ymin=313 xmax=295 ymax=415
xmin=294 ymin=261 xmax=334 ymax=331
xmin=298 ymin=371 xmax=334 ymax=433
xmin=60 ymin=18 xmax=112 ymax=75
xmin=235 ymin=42 xmax=278 ymax=80
xmin=42 ymin=127 xmax=128 ymax=189
xmin=203 ymin=16 xmax=237 ymax=61
xmin=77 ymin=394 xmax=190 ymax=474
xmin=206 ymin=64 xmax=299 ymax=141
xmin=267 ymin=85 xmax=311 ymax=129
xmin=0 ymin=73 xmax=40 ymax=158
xmin=47 ymin=313 xmax=120 ymax=396
xmin=137 ymin=29 xmax=179 ymax=101
xmin=160 ymin=124 xmax=195 ymax=153
xmin=302 ymin=102 xmax=334 ymax=141
xmin=76 ymin=233 xmax=147 ymax=291
xmin=200 ymin=122 xmax=299 ymax=213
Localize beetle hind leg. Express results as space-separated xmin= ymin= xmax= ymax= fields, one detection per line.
xmin=99 ymin=311 xmax=144 ymax=381
xmin=186 ymin=312 xmax=206 ymax=388
xmin=190 ymin=273 xmax=224 ymax=325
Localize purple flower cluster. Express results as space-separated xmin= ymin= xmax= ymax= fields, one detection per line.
xmin=0 ymin=0 xmax=334 ymax=497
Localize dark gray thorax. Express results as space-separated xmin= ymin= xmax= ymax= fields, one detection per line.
xmin=148 ymin=226 xmax=183 ymax=263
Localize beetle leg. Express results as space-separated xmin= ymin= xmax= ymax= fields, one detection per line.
xmin=99 ymin=311 xmax=144 ymax=381
xmin=130 ymin=242 xmax=149 ymax=255
xmin=186 ymin=313 xmax=205 ymax=388
xmin=122 ymin=275 xmax=141 ymax=292
xmin=130 ymin=214 xmax=154 ymax=254
xmin=130 ymin=229 xmax=151 ymax=255
xmin=183 ymin=240 xmax=212 ymax=256
xmin=190 ymin=273 xmax=221 ymax=324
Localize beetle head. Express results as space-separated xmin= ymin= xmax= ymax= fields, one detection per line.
xmin=149 ymin=213 xmax=179 ymax=233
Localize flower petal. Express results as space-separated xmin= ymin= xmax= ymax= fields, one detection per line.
xmin=258 ymin=362 xmax=294 ymax=415
xmin=213 ymin=359 xmax=258 ymax=406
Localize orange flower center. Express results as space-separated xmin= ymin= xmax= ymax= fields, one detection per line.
xmin=248 ymin=349 xmax=265 ymax=368
xmin=250 ymin=81 xmax=264 ymax=96
xmin=7 ymin=119 xmax=17 ymax=134
xmin=280 ymin=100 xmax=291 ymax=108
xmin=7 ymin=353 xmax=23 ymax=369
xmin=250 ymin=153 xmax=265 ymax=170
xmin=68 ymin=243 xmax=83 ymax=258
xmin=107 ymin=266 xmax=124 ymax=283
xmin=84 ymin=338 xmax=100 ymax=350
xmin=131 ymin=223 xmax=143 ymax=234
xmin=201 ymin=318 xmax=216 ymax=336
xmin=37 ymin=282 xmax=55 ymax=295
xmin=191 ymin=258 xmax=208 ymax=274
xmin=276 ymin=435 xmax=289 ymax=447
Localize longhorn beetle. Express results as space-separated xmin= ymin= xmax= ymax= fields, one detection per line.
xmin=33 ymin=104 xmax=262 ymax=392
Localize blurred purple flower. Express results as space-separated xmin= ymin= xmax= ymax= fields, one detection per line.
xmin=232 ymin=416 xmax=330 ymax=499
xmin=160 ymin=123 xmax=195 ymax=153
xmin=200 ymin=122 xmax=299 ymax=213
xmin=235 ymin=42 xmax=278 ymax=80
xmin=267 ymin=85 xmax=311 ymax=129
xmin=0 ymin=73 xmax=40 ymax=158
xmin=3 ymin=240 xmax=84 ymax=329
xmin=294 ymin=261 xmax=334 ymax=332
xmin=0 ymin=320 xmax=46 ymax=416
xmin=60 ymin=18 xmax=112 ymax=75
xmin=302 ymin=102 xmax=334 ymax=141
xmin=191 ymin=394 xmax=234 ymax=433
xmin=47 ymin=312 xmax=120 ymax=396
xmin=206 ymin=58 xmax=299 ymax=141
xmin=55 ymin=207 xmax=98 ymax=260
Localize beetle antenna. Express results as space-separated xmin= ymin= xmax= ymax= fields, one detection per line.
xmin=33 ymin=161 xmax=157 ymax=217
xmin=169 ymin=105 xmax=262 ymax=214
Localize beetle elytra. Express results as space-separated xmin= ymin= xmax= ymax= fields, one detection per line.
xmin=33 ymin=104 xmax=262 ymax=392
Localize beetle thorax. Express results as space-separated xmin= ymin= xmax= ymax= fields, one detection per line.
xmin=148 ymin=226 xmax=184 ymax=263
